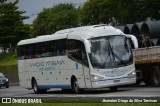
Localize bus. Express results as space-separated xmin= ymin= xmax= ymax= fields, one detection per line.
xmin=17 ymin=24 xmax=138 ymax=94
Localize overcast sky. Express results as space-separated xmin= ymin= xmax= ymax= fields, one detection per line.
xmin=8 ymin=0 xmax=87 ymax=24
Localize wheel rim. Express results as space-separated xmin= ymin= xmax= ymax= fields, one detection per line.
xmin=33 ymin=81 xmax=38 ymax=92
xmin=73 ymin=80 xmax=79 ymax=93
xmin=74 ymin=81 xmax=78 ymax=92
xmin=153 ymin=69 xmax=160 ymax=85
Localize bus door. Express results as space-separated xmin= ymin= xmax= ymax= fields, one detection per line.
xmin=83 ymin=65 xmax=91 ymax=88
xmin=67 ymin=39 xmax=91 ymax=88
xmin=76 ymin=40 xmax=91 ymax=88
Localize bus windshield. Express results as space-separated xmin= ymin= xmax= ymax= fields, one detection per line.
xmin=89 ymin=35 xmax=133 ymax=69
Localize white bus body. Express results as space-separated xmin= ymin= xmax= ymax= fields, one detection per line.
xmin=17 ymin=25 xmax=136 ymax=93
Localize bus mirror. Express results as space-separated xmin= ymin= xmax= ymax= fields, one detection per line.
xmin=84 ymin=39 xmax=91 ymax=53
xmin=125 ymin=34 xmax=138 ymax=49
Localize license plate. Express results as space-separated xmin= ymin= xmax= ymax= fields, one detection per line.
xmin=113 ymin=79 xmax=120 ymax=83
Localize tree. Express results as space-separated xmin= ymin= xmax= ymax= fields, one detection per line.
xmin=81 ymin=0 xmax=160 ymax=25
xmin=32 ymin=3 xmax=79 ymax=37
xmin=0 ymin=0 xmax=30 ymax=53
xmin=81 ymin=0 xmax=112 ymax=25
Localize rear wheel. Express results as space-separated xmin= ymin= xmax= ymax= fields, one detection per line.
xmin=151 ymin=66 xmax=160 ymax=86
xmin=33 ymin=79 xmax=39 ymax=93
xmin=32 ymin=79 xmax=47 ymax=94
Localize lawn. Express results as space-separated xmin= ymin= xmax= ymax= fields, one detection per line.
xmin=0 ymin=52 xmax=18 ymax=79
xmin=0 ymin=52 xmax=17 ymax=66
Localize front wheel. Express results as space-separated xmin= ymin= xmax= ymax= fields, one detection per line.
xmin=72 ymin=78 xmax=82 ymax=94
xmin=6 ymin=85 xmax=9 ymax=88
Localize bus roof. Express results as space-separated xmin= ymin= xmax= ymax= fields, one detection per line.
xmin=17 ymin=24 xmax=124 ymax=46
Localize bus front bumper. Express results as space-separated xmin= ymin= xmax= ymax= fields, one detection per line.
xmin=91 ymin=73 xmax=136 ymax=88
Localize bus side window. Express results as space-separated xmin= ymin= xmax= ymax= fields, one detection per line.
xmin=25 ymin=45 xmax=30 ymax=59
xmin=30 ymin=44 xmax=35 ymax=59
xmin=55 ymin=39 xmax=66 ymax=56
xmin=17 ymin=46 xmax=25 ymax=60
xmin=68 ymin=40 xmax=88 ymax=66
xmin=35 ymin=43 xmax=41 ymax=58
xmin=40 ymin=42 xmax=48 ymax=57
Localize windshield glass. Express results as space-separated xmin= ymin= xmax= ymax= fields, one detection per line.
xmin=0 ymin=73 xmax=4 ymax=77
xmin=89 ymin=35 xmax=133 ymax=69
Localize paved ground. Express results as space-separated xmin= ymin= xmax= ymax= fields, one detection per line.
xmin=0 ymin=85 xmax=160 ymax=98
xmin=1 ymin=85 xmax=160 ymax=103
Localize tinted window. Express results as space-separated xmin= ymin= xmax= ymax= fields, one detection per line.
xmin=55 ymin=39 xmax=66 ymax=56
xmin=17 ymin=39 xmax=67 ymax=60
xmin=68 ymin=40 xmax=88 ymax=66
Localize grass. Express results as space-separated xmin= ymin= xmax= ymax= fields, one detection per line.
xmin=0 ymin=103 xmax=159 ymax=106
xmin=0 ymin=52 xmax=17 ymax=66
xmin=0 ymin=65 xmax=18 ymax=78
xmin=0 ymin=52 xmax=18 ymax=78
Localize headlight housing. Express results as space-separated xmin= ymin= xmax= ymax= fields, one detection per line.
xmin=91 ymin=74 xmax=104 ymax=81
xmin=128 ymin=71 xmax=136 ymax=78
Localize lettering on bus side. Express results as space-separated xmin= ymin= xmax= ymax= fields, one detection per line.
xmin=29 ymin=60 xmax=65 ymax=71
xmin=30 ymin=60 xmax=65 ymax=68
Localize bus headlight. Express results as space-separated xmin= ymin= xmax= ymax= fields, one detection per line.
xmin=91 ymin=74 xmax=104 ymax=81
xmin=128 ymin=71 xmax=136 ymax=78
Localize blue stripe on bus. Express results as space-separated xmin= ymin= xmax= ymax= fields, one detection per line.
xmin=91 ymin=75 xmax=136 ymax=82
xmin=38 ymin=84 xmax=72 ymax=89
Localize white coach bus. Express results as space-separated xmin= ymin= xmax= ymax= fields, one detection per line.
xmin=17 ymin=24 xmax=138 ymax=93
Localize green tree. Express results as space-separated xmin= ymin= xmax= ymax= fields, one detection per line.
xmin=0 ymin=0 xmax=29 ymax=53
xmin=32 ymin=3 xmax=79 ymax=37
xmin=81 ymin=0 xmax=160 ymax=25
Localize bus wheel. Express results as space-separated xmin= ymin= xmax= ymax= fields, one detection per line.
xmin=32 ymin=79 xmax=39 ymax=94
xmin=32 ymin=79 xmax=47 ymax=94
xmin=72 ymin=78 xmax=81 ymax=94
xmin=109 ymin=87 xmax=118 ymax=92
xmin=151 ymin=66 xmax=160 ymax=87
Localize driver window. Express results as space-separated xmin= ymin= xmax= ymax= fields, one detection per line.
xmin=68 ymin=40 xmax=88 ymax=66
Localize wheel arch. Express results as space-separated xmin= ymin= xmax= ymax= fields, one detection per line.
xmin=71 ymin=75 xmax=77 ymax=88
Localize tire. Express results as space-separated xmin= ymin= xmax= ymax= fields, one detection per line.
xmin=72 ymin=78 xmax=81 ymax=94
xmin=6 ymin=85 xmax=9 ymax=88
xmin=32 ymin=79 xmax=47 ymax=94
xmin=33 ymin=79 xmax=39 ymax=94
xmin=151 ymin=66 xmax=160 ymax=87
xmin=109 ymin=87 xmax=118 ymax=92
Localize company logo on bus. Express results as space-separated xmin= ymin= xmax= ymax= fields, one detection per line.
xmin=103 ymin=69 xmax=127 ymax=77
xmin=29 ymin=60 xmax=65 ymax=71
